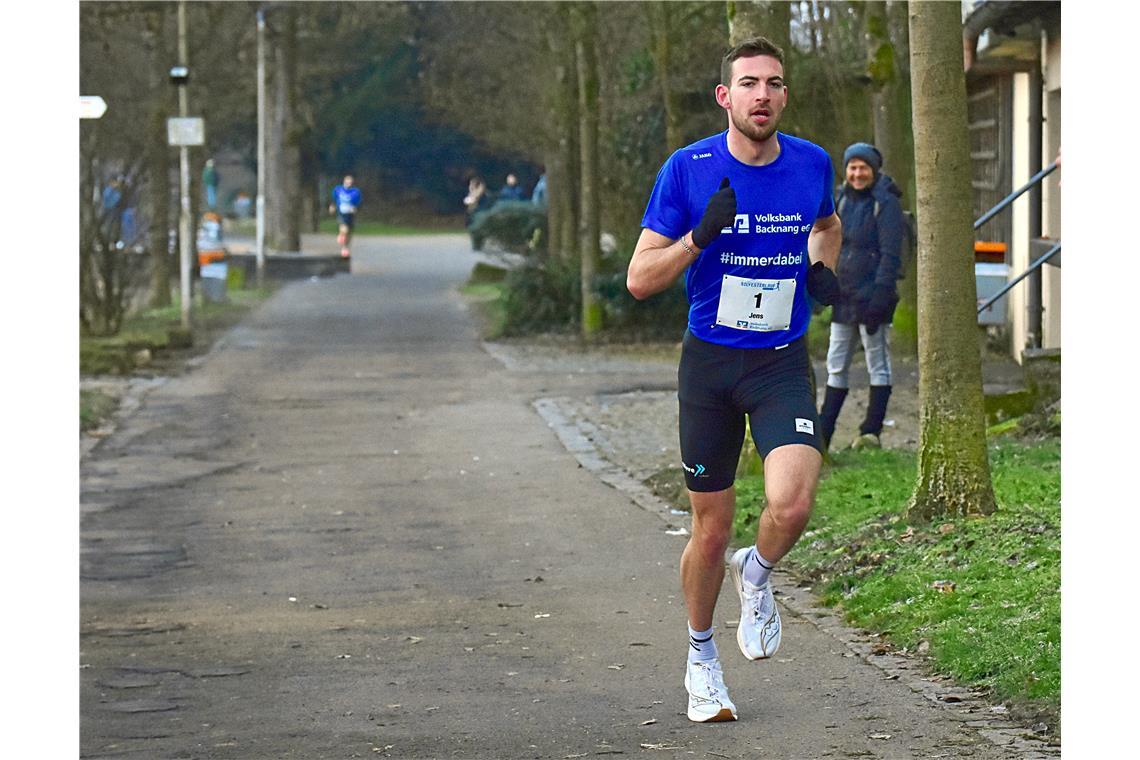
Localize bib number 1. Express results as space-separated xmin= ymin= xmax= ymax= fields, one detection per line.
xmin=715 ymin=275 xmax=796 ymax=332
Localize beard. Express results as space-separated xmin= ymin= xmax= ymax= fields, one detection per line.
xmin=730 ymin=107 xmax=780 ymax=143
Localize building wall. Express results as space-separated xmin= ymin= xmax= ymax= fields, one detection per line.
xmin=1005 ymin=30 xmax=1062 ymax=360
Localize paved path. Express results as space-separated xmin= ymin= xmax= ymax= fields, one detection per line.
xmin=81 ymin=234 xmax=1050 ymax=758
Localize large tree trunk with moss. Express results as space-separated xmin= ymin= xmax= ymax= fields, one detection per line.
xmin=905 ymin=1 xmax=996 ymax=521
xmin=573 ymin=2 xmax=602 ymax=337
xmin=727 ymin=1 xmax=790 ymax=52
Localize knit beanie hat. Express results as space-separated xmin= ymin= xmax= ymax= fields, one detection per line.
xmin=843 ymin=142 xmax=883 ymax=173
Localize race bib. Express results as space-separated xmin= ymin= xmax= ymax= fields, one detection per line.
xmin=715 ymin=275 xmax=796 ymax=332
xmin=338 ymin=203 xmax=356 ymax=214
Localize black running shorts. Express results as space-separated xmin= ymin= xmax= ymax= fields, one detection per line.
xmin=678 ymin=330 xmax=823 ymax=492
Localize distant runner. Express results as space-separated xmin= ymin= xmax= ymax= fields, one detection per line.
xmin=330 ymin=174 xmax=361 ymax=258
xmin=626 ymin=36 xmax=841 ymax=723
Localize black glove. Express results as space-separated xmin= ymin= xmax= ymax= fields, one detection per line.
xmin=691 ymin=178 xmax=737 ymax=249
xmin=862 ymin=289 xmax=895 ymax=335
xmin=806 ymin=261 xmax=840 ymax=306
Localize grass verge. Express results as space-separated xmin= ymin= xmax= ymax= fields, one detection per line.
xmin=460 ymin=262 xmax=509 ymax=338
xmin=316 ymin=219 xmax=463 ymax=237
xmin=80 ymin=388 xmax=119 ymax=432
xmin=733 ymin=438 xmax=1060 ymax=727
xmin=81 ymin=287 xmax=275 ymax=377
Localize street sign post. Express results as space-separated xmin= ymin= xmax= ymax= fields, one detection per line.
xmin=79 ymin=96 xmax=107 ymax=119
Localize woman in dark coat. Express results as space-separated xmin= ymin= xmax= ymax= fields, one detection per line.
xmin=818 ymin=142 xmax=905 ymax=450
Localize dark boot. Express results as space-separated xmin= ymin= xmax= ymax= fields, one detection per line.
xmin=818 ymin=385 xmax=848 ymax=451
xmin=859 ymin=385 xmax=893 ymax=437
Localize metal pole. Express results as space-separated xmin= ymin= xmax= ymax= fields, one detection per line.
xmin=178 ymin=0 xmax=193 ymax=330
xmin=256 ymin=7 xmax=266 ymax=288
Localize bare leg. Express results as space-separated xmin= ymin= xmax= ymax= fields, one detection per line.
xmin=681 ymin=486 xmax=735 ymax=631
xmin=339 ymin=224 xmax=352 ymax=256
xmin=754 ymin=444 xmax=821 ymax=562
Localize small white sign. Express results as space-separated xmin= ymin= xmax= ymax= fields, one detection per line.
xmin=167 ymin=117 xmax=205 ymax=146
xmin=80 ymin=96 xmax=107 ymax=119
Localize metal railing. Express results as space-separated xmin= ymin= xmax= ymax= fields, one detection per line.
xmin=974 ymin=160 xmax=1058 ymax=231
xmin=977 ymin=241 xmax=1060 ymax=314
xmin=973 ymin=159 xmax=1059 ymax=316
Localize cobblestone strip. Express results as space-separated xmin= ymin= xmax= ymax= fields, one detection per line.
xmin=533 ymin=397 xmax=689 ymax=534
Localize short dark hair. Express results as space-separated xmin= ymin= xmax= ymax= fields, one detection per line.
xmin=721 ymin=37 xmax=785 ymax=85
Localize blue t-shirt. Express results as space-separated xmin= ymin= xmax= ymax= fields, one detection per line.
xmin=332 ymin=185 xmax=361 ymax=215
xmin=641 ymin=131 xmax=835 ymax=349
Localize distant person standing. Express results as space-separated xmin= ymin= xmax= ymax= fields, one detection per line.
xmin=233 ymin=192 xmax=252 ymax=219
xmin=497 ymin=173 xmax=525 ymax=201
xmin=463 ymin=176 xmax=492 ymax=224
xmin=330 ymin=174 xmax=361 ymax=258
xmin=817 ymin=142 xmax=904 ymax=451
xmin=203 ymin=159 xmax=219 ymax=210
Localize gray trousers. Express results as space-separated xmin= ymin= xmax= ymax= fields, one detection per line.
xmin=825 ymin=322 xmax=893 ymax=389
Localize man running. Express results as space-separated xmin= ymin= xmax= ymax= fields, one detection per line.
xmin=626 ymin=36 xmax=841 ymax=723
xmin=330 ymin=174 xmax=361 ymax=258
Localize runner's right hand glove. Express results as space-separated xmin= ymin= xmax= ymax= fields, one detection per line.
xmin=691 ymin=178 xmax=737 ymax=249
xmin=807 ymin=261 xmax=840 ymax=306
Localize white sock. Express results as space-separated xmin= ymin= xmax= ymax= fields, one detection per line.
xmin=742 ymin=546 xmax=775 ymax=588
xmin=687 ymin=623 xmax=718 ymax=663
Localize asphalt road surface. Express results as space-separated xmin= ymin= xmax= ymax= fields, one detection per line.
xmin=80 ymin=234 xmax=1047 ymax=759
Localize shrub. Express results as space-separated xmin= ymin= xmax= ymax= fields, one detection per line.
xmin=499 ymin=254 xmax=580 ymax=334
xmin=468 ymin=201 xmax=547 ymax=254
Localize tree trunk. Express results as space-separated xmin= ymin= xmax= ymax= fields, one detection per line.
xmin=727 ymin=1 xmax=791 ymax=53
xmin=864 ymin=1 xmax=891 ymax=148
xmin=543 ymin=148 xmax=562 ymax=259
xmin=885 ymin=0 xmax=915 ymax=210
xmin=143 ymin=7 xmax=172 ymax=307
xmin=573 ymin=2 xmax=602 ymax=337
xmin=647 ymin=2 xmax=685 ymax=153
xmin=905 ymin=0 xmax=996 ymax=521
xmin=552 ymin=7 xmax=580 ymax=263
xmin=266 ymin=6 xmax=302 ymax=252
xmin=886 ymin=0 xmax=918 ymax=353
xmin=542 ymin=10 xmax=577 ymax=262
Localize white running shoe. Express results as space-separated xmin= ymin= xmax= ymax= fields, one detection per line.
xmin=729 ymin=546 xmax=782 ymax=660
xmin=684 ymin=658 xmax=737 ymax=722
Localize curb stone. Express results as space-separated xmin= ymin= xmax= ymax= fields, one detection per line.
xmin=80 ymin=376 xmax=168 ymax=459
